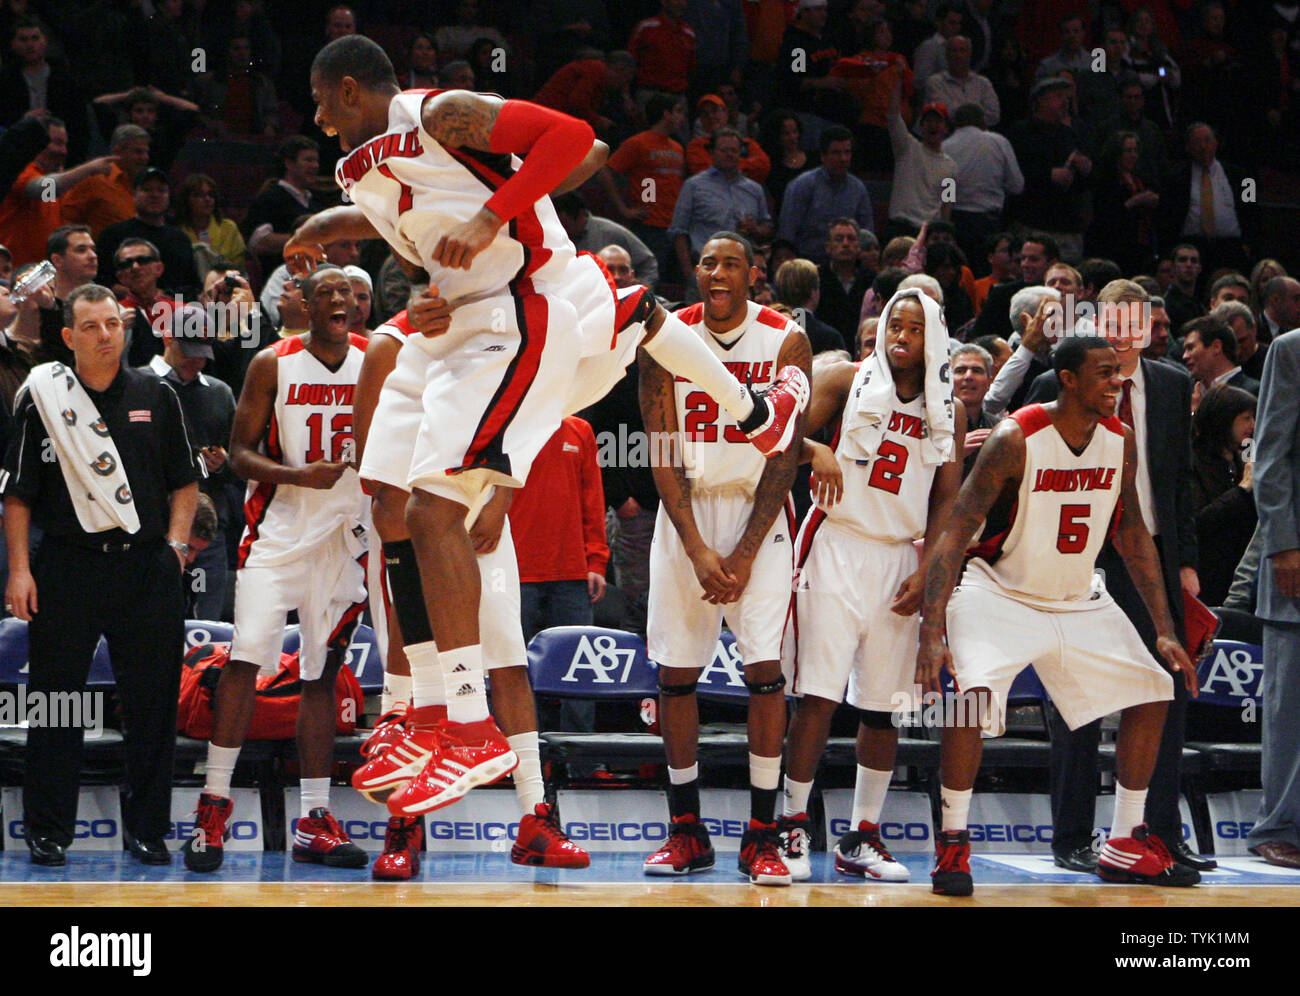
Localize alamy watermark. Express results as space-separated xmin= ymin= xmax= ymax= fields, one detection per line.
xmin=0 ymin=688 xmax=104 ymax=736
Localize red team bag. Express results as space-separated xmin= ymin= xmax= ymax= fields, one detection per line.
xmin=177 ymin=643 xmax=361 ymax=740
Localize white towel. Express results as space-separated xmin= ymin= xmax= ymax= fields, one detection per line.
xmin=840 ymin=288 xmax=955 ymax=467
xmin=18 ymin=362 xmax=141 ymax=534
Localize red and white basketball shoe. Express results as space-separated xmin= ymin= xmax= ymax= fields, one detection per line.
xmin=744 ymin=365 xmax=811 ymax=458
xmin=738 ymin=819 xmax=792 ymax=886
xmin=1097 ymin=825 xmax=1200 ymax=886
xmin=372 ymin=816 xmax=423 ymax=881
xmin=643 ymin=814 xmax=715 ymax=876
xmin=512 ymin=803 xmax=590 ymax=868
xmin=359 ymin=705 xmax=410 ymax=761
xmin=386 ymin=717 xmax=518 ymax=815
xmin=293 ymin=808 xmax=369 ymax=868
xmin=835 ymin=820 xmax=910 ymax=881
xmin=351 ymin=726 xmax=443 ymax=804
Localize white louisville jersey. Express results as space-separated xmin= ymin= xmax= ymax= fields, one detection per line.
xmin=239 ymin=334 xmax=370 ymax=569
xmin=371 ymin=309 xmax=416 ymax=343
xmin=819 ymin=365 xmax=937 ymax=542
xmin=672 ymin=300 xmax=795 ymax=493
xmin=334 ymin=90 xmax=575 ymax=302
xmin=963 ymin=404 xmax=1126 ymax=608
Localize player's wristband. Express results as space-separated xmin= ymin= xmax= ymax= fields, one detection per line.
xmin=484 ymin=100 xmax=594 ymax=223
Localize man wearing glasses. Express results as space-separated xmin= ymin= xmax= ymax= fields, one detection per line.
xmin=114 ymin=238 xmax=175 ymax=367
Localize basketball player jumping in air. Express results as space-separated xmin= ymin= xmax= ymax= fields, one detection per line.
xmin=297 ymin=36 xmax=809 ymax=816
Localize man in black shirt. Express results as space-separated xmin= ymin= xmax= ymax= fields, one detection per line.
xmin=243 ymin=137 xmax=329 ymax=280
xmin=2 ymin=283 xmax=198 ymax=867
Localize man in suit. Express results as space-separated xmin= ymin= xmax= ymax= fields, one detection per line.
xmin=1246 ymin=330 xmax=1300 ymax=868
xmin=1180 ymin=315 xmax=1260 ymax=402
xmin=1160 ymin=123 xmax=1257 ymax=278
xmin=1023 ymin=279 xmax=1208 ymax=872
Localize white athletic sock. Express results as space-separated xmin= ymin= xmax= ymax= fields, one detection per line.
xmin=300 ymin=777 xmax=330 ymax=817
xmin=642 ymin=310 xmax=755 ymax=423
xmin=940 ymin=786 xmax=973 ymax=833
xmin=441 ymin=645 xmax=489 ymax=724
xmin=668 ymin=763 xmax=699 ymax=785
xmin=407 ymin=641 xmax=445 ymax=709
xmin=851 ymin=765 xmax=894 ymax=828
xmin=1110 ymin=784 xmax=1148 ymax=840
xmin=508 ymin=731 xmax=545 ymax=812
xmin=203 ymin=743 xmax=241 ymax=799
xmin=783 ymin=776 xmax=813 ymax=816
xmin=381 ymin=671 xmax=412 ymax=715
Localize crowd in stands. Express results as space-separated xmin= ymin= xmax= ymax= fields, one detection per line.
xmin=0 ymin=0 xmax=1293 ymax=648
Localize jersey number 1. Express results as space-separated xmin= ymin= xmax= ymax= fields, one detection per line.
xmin=305 ymin=412 xmax=354 ymax=463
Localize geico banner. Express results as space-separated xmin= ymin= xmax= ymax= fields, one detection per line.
xmin=822 ymin=788 xmax=933 ymax=852
xmin=1208 ymin=790 xmax=1264 ymax=856
xmin=286 ymin=786 xmax=528 ymax=853
xmin=170 ymin=787 xmax=263 ymax=851
xmin=967 ymin=793 xmax=1054 ymax=852
xmin=555 ymin=788 xmax=751 ymax=851
xmin=3 ymin=786 xmax=121 ymax=850
xmin=556 ymin=789 xmax=671 ymax=851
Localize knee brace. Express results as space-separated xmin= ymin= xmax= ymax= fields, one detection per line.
xmin=858 ymin=708 xmax=895 ymax=730
xmin=381 ymin=539 xmax=434 ymax=645
xmin=744 ymin=674 xmax=787 ymax=695
xmin=658 ymin=676 xmax=698 ymax=697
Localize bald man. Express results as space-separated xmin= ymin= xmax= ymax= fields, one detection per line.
xmin=598 ymin=244 xmax=638 ymax=289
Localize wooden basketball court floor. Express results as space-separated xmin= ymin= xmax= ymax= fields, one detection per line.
xmin=0 ymin=852 xmax=1295 ymax=906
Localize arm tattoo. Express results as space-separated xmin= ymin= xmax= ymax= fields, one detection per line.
xmin=424 ymin=92 xmax=500 ymax=150
xmin=921 ymin=422 xmax=1024 ymax=624
xmin=638 ymin=347 xmax=700 ymax=541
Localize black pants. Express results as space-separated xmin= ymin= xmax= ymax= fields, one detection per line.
xmin=24 ymin=537 xmax=184 ymax=846
xmin=1048 ymin=540 xmax=1188 ymax=852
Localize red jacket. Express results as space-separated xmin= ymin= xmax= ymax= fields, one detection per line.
xmin=510 ymin=416 xmax=609 ymax=582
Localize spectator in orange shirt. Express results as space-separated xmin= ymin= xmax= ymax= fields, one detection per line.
xmin=971 ymin=231 xmax=1015 ymax=316
xmin=600 ymin=94 xmax=686 ymax=283
xmin=685 ymin=95 xmax=771 ymax=183
xmin=0 ymin=119 xmax=116 ymax=269
xmin=59 ymin=124 xmax=149 ymax=238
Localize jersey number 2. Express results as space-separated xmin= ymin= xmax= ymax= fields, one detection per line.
xmin=1057 ymin=504 xmax=1090 ymax=553
xmin=305 ymin=412 xmax=354 ymax=463
xmin=867 ymin=440 xmax=908 ymax=494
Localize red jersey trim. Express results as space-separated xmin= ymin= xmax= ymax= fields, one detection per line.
xmin=1011 ymin=403 xmax=1052 ymax=437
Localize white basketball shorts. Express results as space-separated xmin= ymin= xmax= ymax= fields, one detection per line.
xmin=786 ymin=518 xmax=921 ymax=712
xmin=945 ymin=578 xmax=1174 ymax=736
xmin=648 ymin=493 xmax=796 ymax=669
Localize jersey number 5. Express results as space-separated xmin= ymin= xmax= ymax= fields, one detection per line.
xmin=1057 ymin=503 xmax=1090 ymax=553
xmin=867 ymin=439 xmax=908 ymax=494
xmin=305 ymin=412 xmax=354 ymax=463
xmin=683 ymin=391 xmax=748 ymax=444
